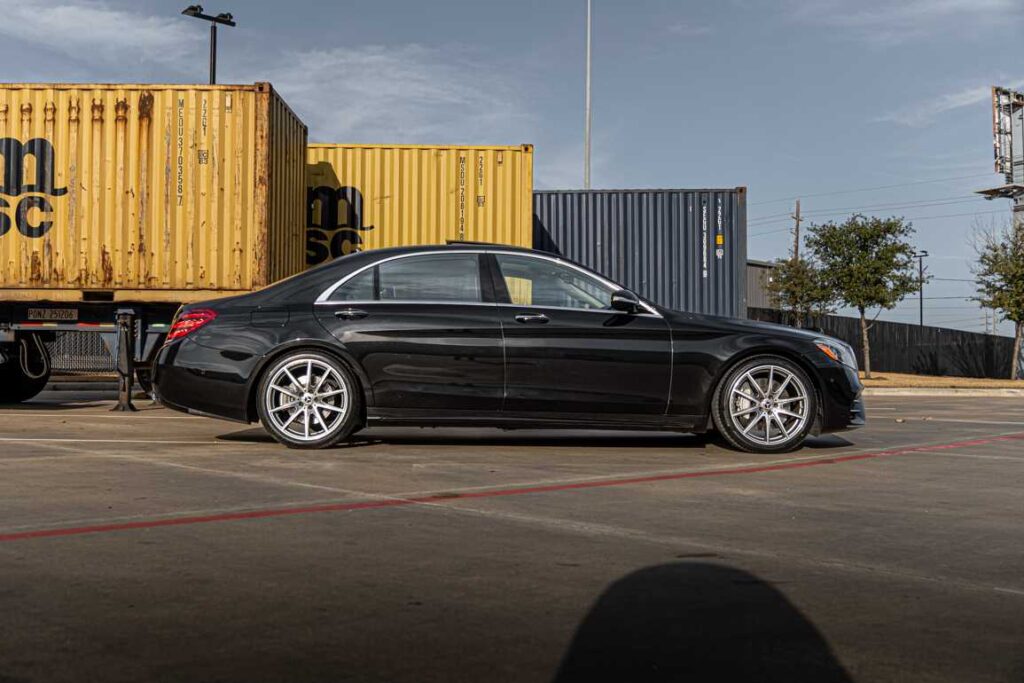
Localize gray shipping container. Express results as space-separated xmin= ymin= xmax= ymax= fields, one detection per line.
xmin=533 ymin=188 xmax=747 ymax=317
xmin=746 ymin=259 xmax=777 ymax=310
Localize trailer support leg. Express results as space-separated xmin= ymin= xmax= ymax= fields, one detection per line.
xmin=112 ymin=309 xmax=138 ymax=412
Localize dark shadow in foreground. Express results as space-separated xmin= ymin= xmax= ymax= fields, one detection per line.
xmin=553 ymin=562 xmax=853 ymax=683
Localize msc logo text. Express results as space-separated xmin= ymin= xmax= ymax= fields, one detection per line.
xmin=0 ymin=137 xmax=66 ymax=239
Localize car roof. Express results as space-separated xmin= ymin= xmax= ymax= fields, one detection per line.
xmin=357 ymin=242 xmax=541 ymax=257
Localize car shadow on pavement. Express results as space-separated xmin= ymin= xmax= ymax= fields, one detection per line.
xmin=216 ymin=428 xmax=853 ymax=452
xmin=2 ymin=400 xmax=112 ymax=410
xmin=800 ymin=434 xmax=854 ymax=449
xmin=553 ymin=562 xmax=853 ymax=683
xmin=216 ymin=428 xmax=720 ymax=449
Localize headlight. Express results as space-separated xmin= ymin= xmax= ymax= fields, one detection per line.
xmin=815 ymin=338 xmax=857 ymax=370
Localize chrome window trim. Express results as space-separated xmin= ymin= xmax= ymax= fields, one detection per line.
xmin=319 ymin=299 xmax=499 ymax=308
xmin=314 ymin=249 xmax=662 ymax=317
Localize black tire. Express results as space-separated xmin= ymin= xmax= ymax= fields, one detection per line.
xmin=712 ymin=355 xmax=817 ymax=454
xmin=136 ymin=368 xmax=154 ymax=396
xmin=256 ymin=350 xmax=362 ymax=449
xmin=0 ymin=342 xmax=51 ymax=404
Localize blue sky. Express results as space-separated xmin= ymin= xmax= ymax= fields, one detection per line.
xmin=1 ymin=0 xmax=1018 ymax=333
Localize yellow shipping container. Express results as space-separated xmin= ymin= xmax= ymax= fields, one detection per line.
xmin=0 ymin=82 xmax=307 ymax=303
xmin=305 ymin=143 xmax=533 ymax=266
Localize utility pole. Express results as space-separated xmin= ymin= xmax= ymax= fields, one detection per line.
xmin=914 ymin=251 xmax=929 ymax=327
xmin=790 ymin=199 xmax=802 ymax=259
xmin=583 ymin=0 xmax=592 ymax=190
xmin=182 ymin=5 xmax=236 ymax=84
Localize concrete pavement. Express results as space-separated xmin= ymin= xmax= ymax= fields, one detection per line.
xmin=1 ymin=393 xmax=1023 ymax=682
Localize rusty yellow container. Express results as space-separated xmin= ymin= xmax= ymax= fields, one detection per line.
xmin=0 ymin=82 xmax=307 ymax=303
xmin=305 ymin=143 xmax=533 ymax=266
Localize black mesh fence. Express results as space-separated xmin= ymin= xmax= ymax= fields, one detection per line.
xmin=749 ymin=307 xmax=1017 ymax=379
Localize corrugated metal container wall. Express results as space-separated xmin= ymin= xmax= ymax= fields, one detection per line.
xmin=746 ymin=260 xmax=776 ymax=310
xmin=533 ymin=189 xmax=747 ymax=317
xmin=0 ymin=82 xmax=306 ymax=302
xmin=305 ymin=144 xmax=533 ymax=266
xmin=265 ymin=90 xmax=308 ymax=283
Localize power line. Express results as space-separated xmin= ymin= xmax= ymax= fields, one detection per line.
xmin=748 ymin=195 xmax=986 ymax=225
xmin=888 ymin=305 xmax=980 ymax=310
xmin=921 ymin=317 xmax=989 ymax=325
xmin=749 ymin=172 xmax=994 ymax=207
xmin=750 ymin=226 xmax=799 ymax=237
xmin=750 ymin=203 xmax=996 ymax=228
xmin=902 ymin=295 xmax=974 ymax=300
xmin=749 ymin=208 xmax=1006 ymax=237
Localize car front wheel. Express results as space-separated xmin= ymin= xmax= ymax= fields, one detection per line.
xmin=256 ymin=351 xmax=361 ymax=449
xmin=712 ymin=356 xmax=817 ymax=453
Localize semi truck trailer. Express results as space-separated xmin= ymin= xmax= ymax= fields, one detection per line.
xmin=0 ymin=82 xmax=306 ymax=403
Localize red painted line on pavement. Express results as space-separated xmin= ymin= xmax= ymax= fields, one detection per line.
xmin=2 ymin=432 xmax=1022 ymax=543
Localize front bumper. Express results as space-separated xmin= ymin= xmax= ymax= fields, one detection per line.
xmin=809 ymin=360 xmax=865 ymax=433
xmin=845 ymin=397 xmax=867 ymax=430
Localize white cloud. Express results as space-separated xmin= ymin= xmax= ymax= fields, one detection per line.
xmin=788 ymin=0 xmax=1020 ymax=44
xmin=532 ymin=131 xmax=620 ymax=190
xmin=0 ymin=0 xmax=202 ymax=64
xmin=667 ymin=23 xmax=713 ymax=37
xmin=877 ymin=79 xmax=1024 ymax=126
xmin=0 ymin=3 xmax=547 ymax=173
xmin=251 ymin=44 xmax=532 ymax=144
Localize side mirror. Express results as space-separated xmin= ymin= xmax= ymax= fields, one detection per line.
xmin=610 ymin=289 xmax=642 ymax=314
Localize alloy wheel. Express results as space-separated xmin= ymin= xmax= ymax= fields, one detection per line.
xmin=263 ymin=358 xmax=349 ymax=442
xmin=727 ymin=364 xmax=810 ymax=447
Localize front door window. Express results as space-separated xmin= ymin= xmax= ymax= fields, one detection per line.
xmin=494 ymin=254 xmax=613 ymax=311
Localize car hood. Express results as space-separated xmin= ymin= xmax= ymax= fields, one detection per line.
xmin=658 ymin=308 xmax=831 ymax=343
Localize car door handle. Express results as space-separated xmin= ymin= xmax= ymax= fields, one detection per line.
xmin=514 ymin=313 xmax=549 ymax=324
xmin=334 ymin=308 xmax=368 ymax=320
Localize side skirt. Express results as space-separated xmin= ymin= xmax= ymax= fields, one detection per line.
xmin=365 ymin=408 xmax=702 ymax=433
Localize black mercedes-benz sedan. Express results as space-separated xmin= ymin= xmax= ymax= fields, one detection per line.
xmin=153 ymin=244 xmax=864 ymax=452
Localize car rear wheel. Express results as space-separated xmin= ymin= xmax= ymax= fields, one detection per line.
xmin=256 ymin=351 xmax=361 ymax=449
xmin=712 ymin=356 xmax=816 ymax=453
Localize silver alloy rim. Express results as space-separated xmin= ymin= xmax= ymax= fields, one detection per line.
xmin=727 ymin=364 xmax=809 ymax=446
xmin=264 ymin=358 xmax=348 ymax=442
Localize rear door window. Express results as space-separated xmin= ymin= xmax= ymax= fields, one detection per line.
xmin=328 ymin=253 xmax=482 ymax=303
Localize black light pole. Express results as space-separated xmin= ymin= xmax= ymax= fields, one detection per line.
xmin=914 ymin=251 xmax=929 ymax=327
xmin=181 ymin=5 xmax=236 ymax=84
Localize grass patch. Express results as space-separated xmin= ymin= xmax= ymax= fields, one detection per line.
xmin=860 ymin=372 xmax=1023 ymax=388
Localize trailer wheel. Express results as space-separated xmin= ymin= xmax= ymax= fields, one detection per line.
xmin=0 ymin=338 xmax=51 ymax=403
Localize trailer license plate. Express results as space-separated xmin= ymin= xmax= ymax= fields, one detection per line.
xmin=27 ymin=308 xmax=78 ymax=321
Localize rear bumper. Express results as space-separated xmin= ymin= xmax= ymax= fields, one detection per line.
xmin=152 ymin=339 xmax=252 ymax=423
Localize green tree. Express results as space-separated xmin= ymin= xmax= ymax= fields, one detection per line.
xmin=806 ymin=215 xmax=920 ymax=378
xmin=973 ymin=222 xmax=1024 ymax=380
xmin=766 ymin=256 xmax=836 ymax=328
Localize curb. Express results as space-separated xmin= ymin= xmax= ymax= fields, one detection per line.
xmin=863 ymin=387 xmax=1024 ymax=397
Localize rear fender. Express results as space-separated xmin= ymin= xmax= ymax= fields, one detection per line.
xmin=244 ymin=339 xmax=374 ymax=423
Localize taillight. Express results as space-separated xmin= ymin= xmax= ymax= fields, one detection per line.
xmin=166 ymin=309 xmax=218 ymax=341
